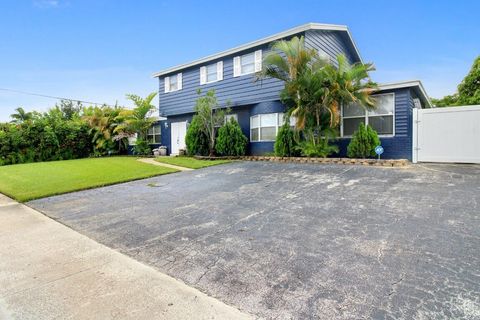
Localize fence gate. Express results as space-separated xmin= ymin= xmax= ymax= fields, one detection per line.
xmin=413 ymin=105 xmax=480 ymax=163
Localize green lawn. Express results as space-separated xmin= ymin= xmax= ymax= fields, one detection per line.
xmin=0 ymin=157 xmax=177 ymax=202
xmin=155 ymin=156 xmax=231 ymax=169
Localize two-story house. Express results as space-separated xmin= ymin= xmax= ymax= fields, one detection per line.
xmin=152 ymin=23 xmax=431 ymax=160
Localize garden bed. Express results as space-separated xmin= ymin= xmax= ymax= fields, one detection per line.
xmin=194 ymin=155 xmax=409 ymax=167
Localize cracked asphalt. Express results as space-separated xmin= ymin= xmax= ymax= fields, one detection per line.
xmin=29 ymin=161 xmax=480 ymax=319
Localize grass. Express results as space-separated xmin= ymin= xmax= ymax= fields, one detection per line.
xmin=0 ymin=157 xmax=177 ymax=202
xmin=155 ymin=156 xmax=231 ymax=169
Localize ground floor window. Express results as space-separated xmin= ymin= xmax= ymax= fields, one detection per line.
xmin=147 ymin=124 xmax=161 ymax=144
xmin=341 ymin=93 xmax=395 ymax=136
xmin=250 ymin=113 xmax=296 ymax=142
xmin=225 ymin=113 xmax=238 ymax=123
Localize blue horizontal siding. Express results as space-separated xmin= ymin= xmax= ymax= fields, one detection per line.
xmin=304 ymin=30 xmax=358 ymax=65
xmin=159 ymin=89 xmax=414 ymax=159
xmin=158 ymin=30 xmax=360 ymax=117
xmin=336 ymin=88 xmax=414 ymax=160
xmin=159 ymin=43 xmax=287 ymax=117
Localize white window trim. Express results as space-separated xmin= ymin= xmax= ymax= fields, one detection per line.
xmin=250 ymin=113 xmax=281 ymax=142
xmin=164 ymin=73 xmax=183 ymax=93
xmin=340 ymin=93 xmax=395 ymax=138
xmin=147 ymin=124 xmax=162 ymax=144
xmin=200 ymin=62 xmax=223 ymax=85
xmin=225 ymin=113 xmax=238 ymax=123
xmin=234 ymin=50 xmax=262 ymax=77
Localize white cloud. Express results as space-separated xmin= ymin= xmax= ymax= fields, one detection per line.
xmin=33 ymin=0 xmax=67 ymax=8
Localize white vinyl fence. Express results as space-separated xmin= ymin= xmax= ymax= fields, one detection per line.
xmin=413 ymin=105 xmax=480 ymax=163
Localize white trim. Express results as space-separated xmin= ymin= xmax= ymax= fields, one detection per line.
xmin=254 ymin=49 xmax=262 ymax=72
xmin=340 ymin=93 xmax=396 ymax=138
xmin=225 ymin=113 xmax=238 ymax=123
xmin=200 ymin=66 xmax=207 ymax=85
xmin=250 ymin=113 xmax=281 ymax=142
xmin=152 ymin=23 xmax=362 ymax=77
xmin=233 ymin=56 xmax=241 ymax=77
xmin=164 ymin=76 xmax=170 ymax=93
xmin=217 ymin=61 xmax=223 ymax=81
xmin=412 ymin=108 xmax=418 ymax=163
xmin=177 ymin=73 xmax=182 ymax=90
xmin=147 ymin=123 xmax=162 ymax=144
xmin=378 ymin=80 xmax=432 ymax=108
xmin=201 ymin=62 xmax=222 ymax=85
xmin=238 ymin=52 xmax=256 ymax=76
xmin=417 ymin=104 xmax=480 ymax=113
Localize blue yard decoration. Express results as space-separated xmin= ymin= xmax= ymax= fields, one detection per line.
xmin=375 ymin=145 xmax=384 ymax=160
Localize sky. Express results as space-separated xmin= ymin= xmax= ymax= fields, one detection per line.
xmin=1 ymin=0 xmax=479 ymax=122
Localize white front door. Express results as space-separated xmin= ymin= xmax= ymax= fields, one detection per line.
xmin=170 ymin=121 xmax=187 ymax=155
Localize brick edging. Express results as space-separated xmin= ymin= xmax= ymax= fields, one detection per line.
xmin=194 ymin=156 xmax=409 ymax=167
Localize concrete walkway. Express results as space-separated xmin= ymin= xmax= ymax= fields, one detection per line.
xmin=137 ymin=158 xmax=193 ymax=171
xmin=0 ymin=194 xmax=251 ymax=320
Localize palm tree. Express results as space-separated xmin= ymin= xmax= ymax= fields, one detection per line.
xmin=257 ymin=36 xmax=326 ymax=129
xmin=116 ymin=92 xmax=158 ymax=140
xmin=10 ymin=107 xmax=33 ymax=123
xmin=258 ymin=36 xmax=377 ymax=131
xmin=83 ymin=105 xmax=124 ymax=154
xmin=320 ymin=54 xmax=377 ymax=128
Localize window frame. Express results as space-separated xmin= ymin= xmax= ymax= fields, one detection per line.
xmin=147 ymin=124 xmax=162 ymax=144
xmin=224 ymin=113 xmax=238 ymax=123
xmin=205 ymin=63 xmax=219 ymax=84
xmin=169 ymin=74 xmax=178 ymax=92
xmin=239 ymin=52 xmax=255 ymax=76
xmin=340 ymin=93 xmax=395 ymax=138
xmin=250 ymin=113 xmax=295 ymax=142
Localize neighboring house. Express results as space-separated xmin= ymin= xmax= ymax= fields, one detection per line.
xmin=152 ymin=23 xmax=431 ymax=160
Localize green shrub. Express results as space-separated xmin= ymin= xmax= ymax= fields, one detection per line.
xmin=215 ymin=118 xmax=248 ymax=156
xmin=0 ymin=117 xmax=93 ymax=166
xmin=347 ymin=123 xmax=380 ymax=158
xmin=132 ymin=138 xmax=151 ymax=155
xmin=274 ymin=123 xmax=298 ymax=157
xmin=185 ymin=115 xmax=210 ymax=156
xmin=295 ymin=128 xmax=338 ymax=157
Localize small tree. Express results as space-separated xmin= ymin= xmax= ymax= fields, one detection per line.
xmin=347 ymin=123 xmax=380 ymax=158
xmin=115 ymin=92 xmax=158 ymax=155
xmin=457 ymin=56 xmax=480 ymax=105
xmin=193 ymin=90 xmax=228 ymax=156
xmin=432 ymin=55 xmax=480 ymax=106
xmin=185 ymin=115 xmax=209 ymax=156
xmin=274 ymin=122 xmax=298 ymax=157
xmin=215 ymin=118 xmax=248 ymax=156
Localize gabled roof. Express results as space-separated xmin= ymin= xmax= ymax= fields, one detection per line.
xmin=378 ymin=80 xmax=432 ymax=108
xmin=152 ymin=23 xmax=362 ymax=78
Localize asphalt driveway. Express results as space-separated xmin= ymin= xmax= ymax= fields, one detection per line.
xmin=29 ymin=161 xmax=480 ymax=319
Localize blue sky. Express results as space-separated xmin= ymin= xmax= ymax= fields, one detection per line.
xmin=1 ymin=0 xmax=479 ymax=121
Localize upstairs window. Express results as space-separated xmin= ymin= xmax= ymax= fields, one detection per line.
xmin=341 ymin=93 xmax=395 ymax=136
xmin=200 ymin=61 xmax=223 ymax=85
xmin=164 ymin=73 xmax=183 ymax=93
xmin=233 ymin=50 xmax=262 ymax=77
xmin=240 ymin=52 xmax=255 ymax=74
xmin=147 ymin=124 xmax=161 ymax=144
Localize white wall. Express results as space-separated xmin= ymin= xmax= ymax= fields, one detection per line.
xmin=413 ymin=105 xmax=480 ymax=163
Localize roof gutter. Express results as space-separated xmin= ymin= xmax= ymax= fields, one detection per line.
xmin=378 ymin=80 xmax=432 ymax=108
